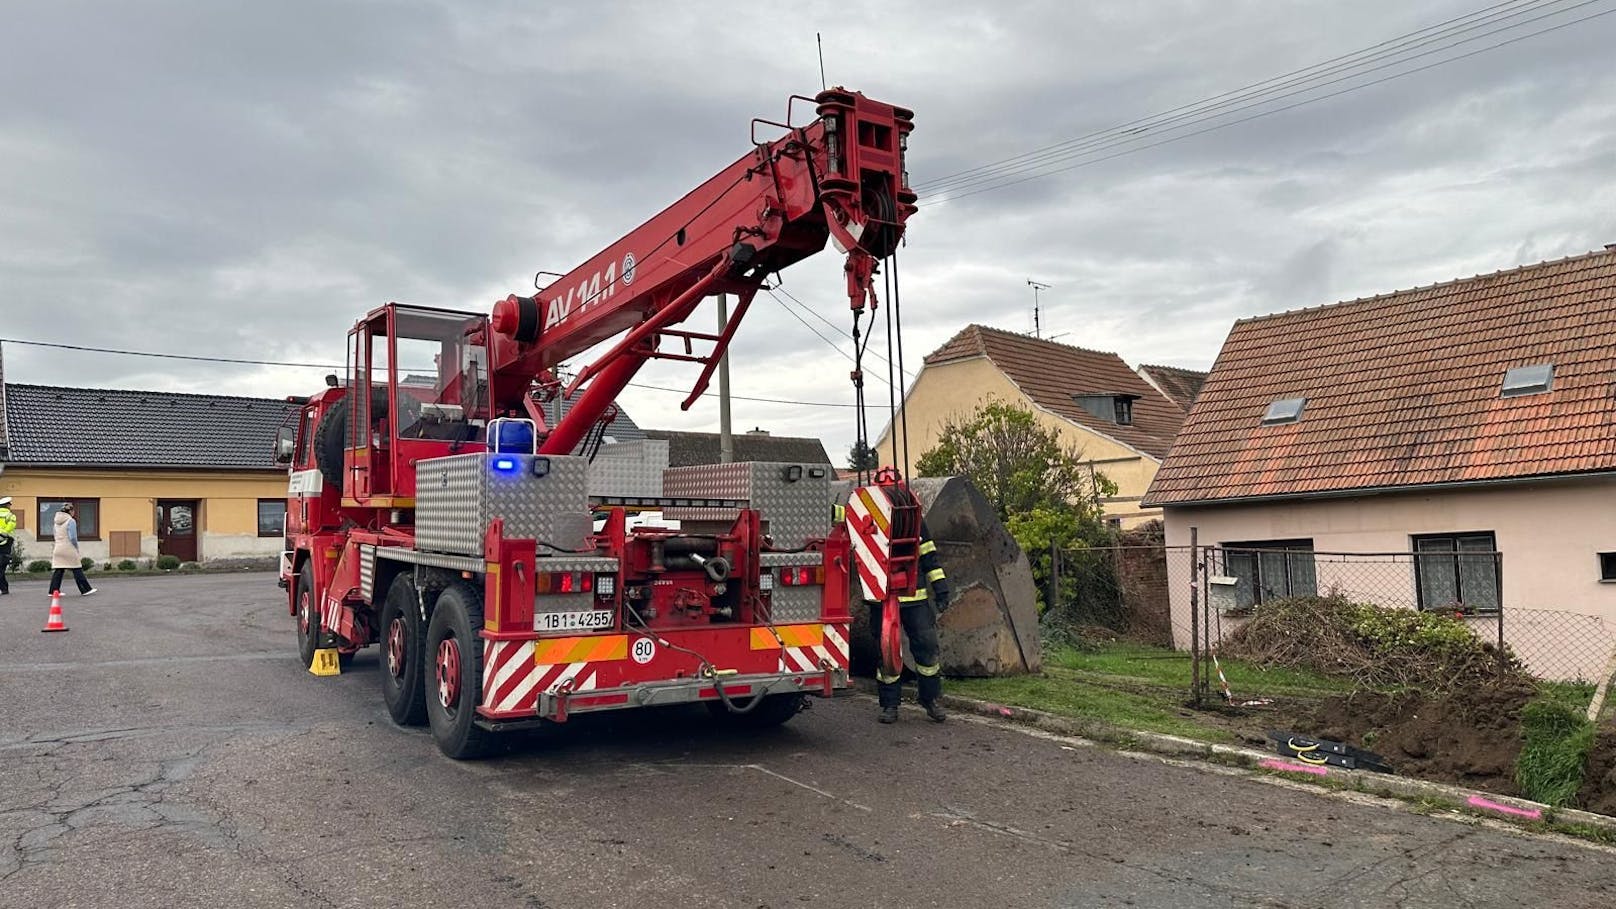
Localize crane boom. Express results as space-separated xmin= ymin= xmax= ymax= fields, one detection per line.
xmin=487 ymin=88 xmax=915 ymax=454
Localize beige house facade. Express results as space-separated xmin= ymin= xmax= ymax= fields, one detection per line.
xmin=874 ymin=325 xmax=1201 ymax=527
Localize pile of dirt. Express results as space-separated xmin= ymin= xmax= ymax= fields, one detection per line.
xmin=1307 ymin=678 xmax=1538 ymax=795
xmin=1576 ymin=732 xmax=1616 ymax=816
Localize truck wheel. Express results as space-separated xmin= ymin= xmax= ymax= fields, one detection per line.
xmin=425 ymin=584 xmax=495 ymax=759
xmin=379 ymin=576 xmax=427 ymax=726
xmin=313 ymin=395 xmax=349 ymax=495
xmin=296 ymin=563 xmax=320 ymax=668
xmin=706 ymin=693 xmax=806 ymax=728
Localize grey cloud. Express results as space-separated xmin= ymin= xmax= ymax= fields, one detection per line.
xmin=3 ymin=0 xmax=1614 ymax=462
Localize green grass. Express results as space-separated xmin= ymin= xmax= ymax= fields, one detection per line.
xmin=951 ymin=671 xmax=1231 ymax=742
xmin=1046 ymin=642 xmax=1355 ymax=698
xmin=949 ymin=640 xmax=1364 ymax=746
xmin=1516 ymin=697 xmax=1597 ymax=807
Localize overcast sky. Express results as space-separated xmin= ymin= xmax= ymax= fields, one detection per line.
xmin=4 ymin=0 xmax=1614 ymax=464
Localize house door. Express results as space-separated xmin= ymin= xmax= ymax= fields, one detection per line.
xmin=157 ymin=500 xmax=199 ymax=563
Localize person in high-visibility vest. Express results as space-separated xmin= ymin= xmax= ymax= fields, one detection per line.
xmin=0 ymin=496 xmax=16 ymax=596
xmin=872 ymin=519 xmax=950 ymax=723
xmin=831 ymin=502 xmax=952 ymax=723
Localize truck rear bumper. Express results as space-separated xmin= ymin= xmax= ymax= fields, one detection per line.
xmin=475 ymin=667 xmax=849 ymax=729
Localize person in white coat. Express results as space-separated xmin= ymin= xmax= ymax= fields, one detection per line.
xmin=50 ymin=502 xmax=97 ymax=597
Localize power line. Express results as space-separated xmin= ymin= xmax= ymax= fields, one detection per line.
xmin=768 ymin=284 xmax=918 ymax=380
xmin=0 ymin=336 xmax=859 ymax=409
xmin=921 ymin=0 xmax=1614 ymax=204
xmin=918 ymin=0 xmax=1557 ymax=194
xmin=0 ymin=336 xmax=339 ymax=369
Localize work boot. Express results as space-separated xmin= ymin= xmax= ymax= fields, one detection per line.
xmin=921 ymin=700 xmax=947 ymax=723
xmin=878 ymin=706 xmax=899 ymax=724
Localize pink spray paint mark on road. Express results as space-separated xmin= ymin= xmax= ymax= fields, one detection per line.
xmin=1259 ymin=758 xmax=1328 ymax=776
xmin=1467 ymin=795 xmax=1543 ymax=821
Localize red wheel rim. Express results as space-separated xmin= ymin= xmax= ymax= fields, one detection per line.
xmin=436 ymin=636 xmax=461 ymax=711
xmin=299 ymin=590 xmax=314 ymax=636
xmin=387 ymin=617 xmax=407 ymax=680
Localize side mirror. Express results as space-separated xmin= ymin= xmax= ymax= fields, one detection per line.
xmin=273 ymin=427 xmax=296 ymax=464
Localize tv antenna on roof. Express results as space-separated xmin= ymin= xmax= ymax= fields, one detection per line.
xmin=1026 ymin=279 xmax=1051 ymax=339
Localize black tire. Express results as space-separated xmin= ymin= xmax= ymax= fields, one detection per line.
xmin=425 ymin=584 xmax=495 ymax=759
xmin=313 ymin=395 xmax=349 ymax=495
xmin=295 ymin=562 xmax=320 ymax=669
xmin=379 ymin=575 xmax=428 ymax=726
xmin=706 ymin=692 xmax=806 ymax=728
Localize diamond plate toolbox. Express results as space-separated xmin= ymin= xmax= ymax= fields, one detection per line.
xmin=588 ymin=439 xmax=670 ymax=498
xmin=415 ymin=453 xmax=591 ymax=556
xmin=662 ymin=462 xmax=830 ymax=549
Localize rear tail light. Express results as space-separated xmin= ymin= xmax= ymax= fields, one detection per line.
xmin=536 ymin=571 xmax=594 ymax=594
xmin=777 ymin=566 xmax=825 ymax=586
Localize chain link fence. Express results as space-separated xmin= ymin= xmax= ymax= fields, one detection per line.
xmin=1044 ymin=541 xmax=1616 ymax=707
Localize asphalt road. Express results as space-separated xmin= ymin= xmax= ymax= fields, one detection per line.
xmin=1 ymin=573 xmax=1613 ymax=909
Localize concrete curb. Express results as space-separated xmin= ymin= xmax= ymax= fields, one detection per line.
xmin=886 ymin=684 xmax=1616 ymax=840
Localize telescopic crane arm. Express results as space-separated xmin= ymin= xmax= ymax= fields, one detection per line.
xmin=486 ymin=89 xmax=915 ymax=455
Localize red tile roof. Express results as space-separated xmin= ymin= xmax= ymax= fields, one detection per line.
xmin=1145 ymin=247 xmax=1616 ymax=506
xmin=924 ymin=325 xmax=1186 ymax=459
xmin=1137 ymin=364 xmax=1208 ymax=411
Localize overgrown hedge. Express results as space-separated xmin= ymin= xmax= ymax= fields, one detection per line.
xmin=1222 ymin=595 xmax=1523 ymax=692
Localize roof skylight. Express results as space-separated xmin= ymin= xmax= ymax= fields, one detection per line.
xmin=1501 ymin=363 xmax=1553 ymax=398
xmin=1262 ymin=397 xmax=1306 ymax=425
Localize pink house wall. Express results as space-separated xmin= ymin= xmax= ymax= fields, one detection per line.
xmin=1161 ymin=476 xmax=1616 ymax=680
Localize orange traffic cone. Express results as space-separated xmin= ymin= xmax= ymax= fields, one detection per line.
xmin=41 ymin=591 xmax=69 ymax=633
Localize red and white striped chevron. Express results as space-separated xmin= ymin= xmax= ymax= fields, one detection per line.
xmin=846 ymin=486 xmax=893 ymax=602
xmin=481 ymin=640 xmax=606 ymax=717
xmin=778 ymin=623 xmax=850 ymax=674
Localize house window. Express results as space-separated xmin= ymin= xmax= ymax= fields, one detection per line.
xmin=1598 ymin=552 xmax=1616 ymax=583
xmin=1222 ymin=539 xmax=1317 ymax=608
xmin=1414 ymin=532 xmax=1500 ymax=614
xmin=1113 ymin=397 xmax=1134 ymax=426
xmin=36 ymin=499 xmax=101 ymax=541
xmin=257 ymin=499 xmax=288 ymax=537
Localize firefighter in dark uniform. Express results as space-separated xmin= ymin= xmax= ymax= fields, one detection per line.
xmin=873 ymin=519 xmax=951 ymax=723
xmin=833 ymin=503 xmax=952 ymax=723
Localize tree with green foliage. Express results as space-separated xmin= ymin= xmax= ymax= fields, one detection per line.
xmin=847 ymin=439 xmax=881 ymax=471
xmin=915 ymin=401 xmax=1117 ymax=613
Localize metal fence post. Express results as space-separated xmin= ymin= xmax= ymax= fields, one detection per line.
xmin=1047 ymin=542 xmax=1060 ymax=615
xmin=1496 ymin=551 xmax=1506 ymax=676
xmin=1189 ymin=527 xmax=1201 ymax=705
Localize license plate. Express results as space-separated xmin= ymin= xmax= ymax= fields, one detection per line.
xmin=537 ymin=610 xmax=615 ymax=632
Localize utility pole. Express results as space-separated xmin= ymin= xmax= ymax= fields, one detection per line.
xmin=1026 ymin=279 xmax=1050 ymax=339
xmin=717 ymin=294 xmax=734 ymax=463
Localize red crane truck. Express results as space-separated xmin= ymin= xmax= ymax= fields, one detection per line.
xmin=274 ymin=89 xmax=919 ymax=758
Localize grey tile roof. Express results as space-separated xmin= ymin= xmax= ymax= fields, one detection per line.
xmin=3 ymin=384 xmax=298 ymax=470
xmin=642 ymin=430 xmax=832 ymax=467
xmin=532 ymin=394 xmax=644 ymax=452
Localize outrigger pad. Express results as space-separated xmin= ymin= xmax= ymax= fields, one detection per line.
xmin=1266 ymin=730 xmax=1393 ymax=774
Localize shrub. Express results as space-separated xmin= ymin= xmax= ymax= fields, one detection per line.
xmin=156 ymin=555 xmax=181 ymax=570
xmin=81 ymin=557 xmax=94 ymax=571
xmin=180 ymin=561 xmax=199 ymax=571
xmin=27 ymin=559 xmax=52 ymax=573
xmin=103 ymin=562 xmax=112 ymax=571
xmin=1222 ymin=595 xmax=1522 ymax=692
xmin=7 ymin=541 xmax=23 ymax=572
xmin=117 ymin=559 xmax=138 ymax=571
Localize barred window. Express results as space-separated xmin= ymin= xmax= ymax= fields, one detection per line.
xmin=1414 ymin=533 xmax=1499 ymax=614
xmin=1222 ymin=539 xmax=1317 ymax=609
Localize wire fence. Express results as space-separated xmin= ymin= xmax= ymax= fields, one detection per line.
xmin=1044 ymin=541 xmax=1616 ymax=708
